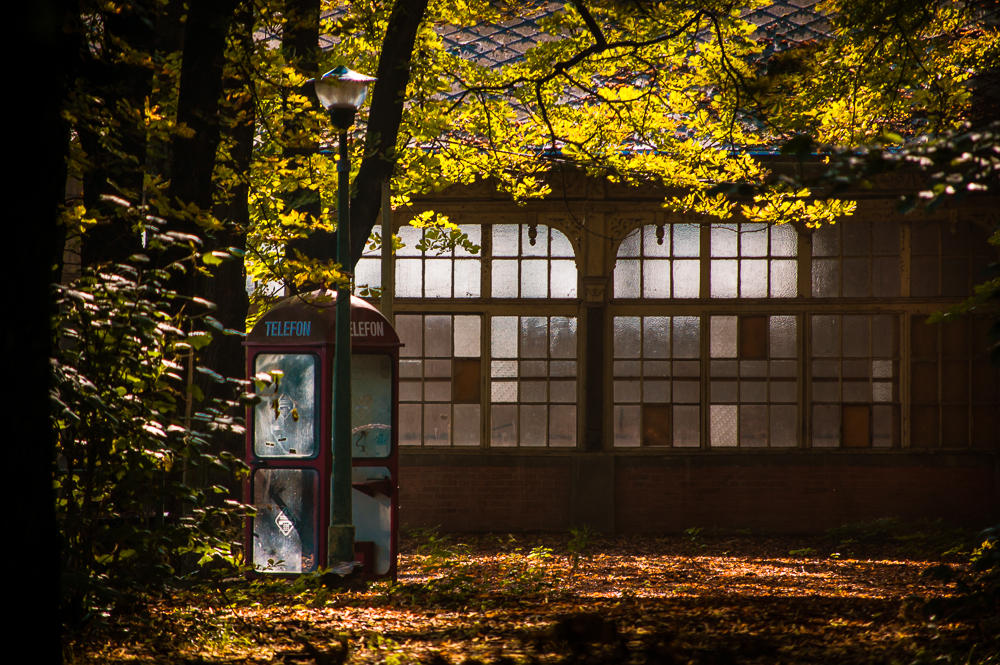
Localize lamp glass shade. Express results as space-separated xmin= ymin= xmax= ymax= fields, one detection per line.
xmin=314 ymin=65 xmax=376 ymax=110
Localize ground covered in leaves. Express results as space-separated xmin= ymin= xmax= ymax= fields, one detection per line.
xmin=65 ymin=528 xmax=999 ymax=665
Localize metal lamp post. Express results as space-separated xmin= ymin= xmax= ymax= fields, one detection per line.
xmin=312 ymin=65 xmax=376 ymax=567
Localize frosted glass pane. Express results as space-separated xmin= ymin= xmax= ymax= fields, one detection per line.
xmin=454 ymin=225 xmax=481 ymax=257
xmin=521 ymin=379 xmax=547 ymax=402
xmin=491 ymin=380 xmax=517 ymax=402
xmin=520 ymin=316 xmax=548 ymax=357
xmin=614 ymin=405 xmax=640 ymax=447
xmin=873 ymin=382 xmax=892 ymax=402
xmin=843 ymin=315 xmax=869 ymax=357
xmin=843 ymin=257 xmax=870 ymax=297
xmin=872 ymin=405 xmax=894 ymax=447
xmin=873 ymin=257 xmax=900 ymax=297
xmin=550 ymin=360 xmax=577 ymax=377
xmin=425 ymin=359 xmax=451 ymax=377
xmin=812 ymin=225 xmax=839 ymax=257
xmin=453 ymin=404 xmax=480 ymax=445
xmin=673 ymin=360 xmax=700 ymax=377
xmin=843 ymin=359 xmax=868 ymax=377
xmin=395 ymin=259 xmax=422 ymax=297
xmin=617 ymin=229 xmax=641 ymax=257
xmin=520 ymin=360 xmax=547 ymax=377
xmin=812 ymin=404 xmax=840 ymax=447
xmin=843 ymin=381 xmax=870 ymax=402
xmin=642 ymin=360 xmax=670 ymax=376
xmin=615 ymin=360 xmax=641 ymax=377
xmin=872 ymin=221 xmax=899 ymax=255
xmin=673 ymin=224 xmax=700 ymax=257
xmin=673 ymin=260 xmax=700 ymax=298
xmin=812 ymin=379 xmax=839 ymax=402
xmin=769 ymin=316 xmax=797 ymax=358
xmin=843 ymin=220 xmax=871 ymax=256
xmin=711 ymin=380 xmax=737 ymax=402
xmin=644 ymin=380 xmax=670 ymax=403
xmin=549 ymin=405 xmax=576 ymax=447
xmin=711 ymin=316 xmax=738 ymax=358
xmin=399 ymin=381 xmax=421 ymax=402
xmin=812 ymin=258 xmax=839 ymax=297
xmin=424 ymin=380 xmax=451 ymax=402
xmin=812 ymin=315 xmax=840 ymax=357
xmin=491 ymin=360 xmax=517 ymax=378
xmin=872 ymin=360 xmax=894 ymax=378
xmin=740 ymin=260 xmax=768 ymax=297
xmin=550 ymin=259 xmax=577 ymax=297
xmin=711 ymin=404 xmax=738 ymax=446
xmin=771 ymin=224 xmax=797 ymax=256
xmin=643 ymin=259 xmax=670 ymax=298
xmin=643 ymin=317 xmax=671 ymax=359
xmin=740 ymin=380 xmax=767 ymax=402
xmin=614 ymin=316 xmax=641 ymax=358
xmin=399 ymin=360 xmax=422 ymax=378
xmin=711 ymin=360 xmax=737 ymax=377
xmin=872 ymin=316 xmax=896 ymax=356
xmin=454 ymin=316 xmax=481 ymax=357
xmin=492 ymin=224 xmax=518 ymax=256
xmin=490 ymin=405 xmax=517 ymax=446
xmin=550 ymin=380 xmax=576 ymax=403
xmin=399 ymin=403 xmax=421 ymax=445
xmin=423 ymin=404 xmax=450 ymax=445
xmin=396 ymin=315 xmax=422 ymax=357
xmin=354 ymin=257 xmax=381 ymax=293
xmin=711 ymin=224 xmax=738 ymax=257
xmin=491 ymin=260 xmax=518 ymax=297
xmin=521 ymin=259 xmax=548 ymax=297
xmin=770 ymin=260 xmax=797 ymax=297
xmin=492 ymin=317 xmax=517 ymax=358
xmin=614 ymin=380 xmax=641 ymax=402
xmin=643 ymin=226 xmax=670 ymax=257
xmin=396 ymin=225 xmax=422 ymax=256
xmin=712 ymin=260 xmax=738 ymax=297
xmin=424 ymin=315 xmax=452 ymax=357
xmin=424 ymin=258 xmax=452 ymax=297
xmin=520 ymin=405 xmax=547 ymax=446
xmin=550 ymin=228 xmax=574 ymax=257
xmin=673 ymin=317 xmax=700 ymax=357
xmin=453 ymin=259 xmax=481 ymax=297
xmin=550 ymin=317 xmax=577 ymax=358
xmin=770 ymin=405 xmax=797 ymax=447
xmin=522 ymin=225 xmax=547 ymax=257
xmin=615 ymin=260 xmax=640 ymax=298
xmin=673 ymin=379 xmax=700 ymax=403
xmin=769 ymin=379 xmax=797 ymax=402
xmin=741 ymin=223 xmax=768 ymax=257
xmin=739 ymin=405 xmax=767 ymax=447
xmin=673 ymin=405 xmax=700 ymax=447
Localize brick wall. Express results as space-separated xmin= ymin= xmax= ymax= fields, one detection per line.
xmin=398 ymin=451 xmax=999 ymax=534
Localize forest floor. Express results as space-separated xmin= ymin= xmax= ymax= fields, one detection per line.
xmin=65 ymin=526 xmax=999 ymax=665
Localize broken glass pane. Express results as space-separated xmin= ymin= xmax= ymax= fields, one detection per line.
xmin=254 ymin=353 xmax=318 ymax=458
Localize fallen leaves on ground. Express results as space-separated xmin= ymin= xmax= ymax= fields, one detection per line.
xmin=64 ymin=533 xmax=999 ymax=664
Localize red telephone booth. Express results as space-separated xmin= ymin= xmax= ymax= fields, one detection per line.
xmin=244 ymin=290 xmax=399 ymax=577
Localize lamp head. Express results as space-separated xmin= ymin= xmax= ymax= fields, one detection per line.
xmin=312 ymin=65 xmax=376 ymax=129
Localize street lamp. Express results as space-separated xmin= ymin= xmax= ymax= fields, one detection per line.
xmin=312 ymin=65 xmax=375 ymax=568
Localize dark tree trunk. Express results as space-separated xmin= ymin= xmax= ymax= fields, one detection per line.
xmin=11 ymin=1 xmax=71 ymax=660
xmin=348 ymin=0 xmax=430 ymax=265
xmin=76 ymin=1 xmax=158 ymax=267
xmin=281 ymin=0 xmax=324 ymax=266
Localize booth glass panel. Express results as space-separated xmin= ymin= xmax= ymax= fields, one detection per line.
xmin=349 ymin=354 xmax=393 ymax=459
xmin=253 ymin=353 xmax=318 ymax=458
xmin=252 ymin=468 xmax=318 ymax=573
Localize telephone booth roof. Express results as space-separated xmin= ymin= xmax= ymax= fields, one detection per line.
xmin=247 ymin=290 xmax=400 ymax=348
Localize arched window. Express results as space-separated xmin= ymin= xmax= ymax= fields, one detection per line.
xmin=613 ymin=224 xmax=700 ymax=298
xmin=491 ymin=224 xmax=577 ymax=298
